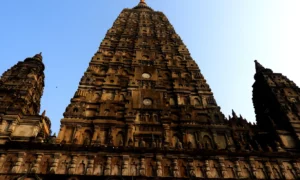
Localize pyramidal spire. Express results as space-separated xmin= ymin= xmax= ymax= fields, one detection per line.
xmin=254 ymin=60 xmax=265 ymax=73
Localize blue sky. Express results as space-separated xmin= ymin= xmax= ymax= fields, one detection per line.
xmin=1 ymin=0 xmax=299 ymax=134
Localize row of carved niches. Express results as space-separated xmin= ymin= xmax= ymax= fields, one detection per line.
xmin=85 ymin=65 xmax=204 ymax=86
xmin=65 ymin=89 xmax=214 ymax=110
xmin=0 ymin=152 xmax=299 ymax=179
xmin=55 ymin=125 xmax=284 ymax=153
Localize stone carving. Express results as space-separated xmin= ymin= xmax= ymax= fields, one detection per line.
xmin=176 ymin=139 xmax=183 ymax=150
xmin=121 ymin=156 xmax=129 ymax=176
xmin=11 ymin=153 xmax=25 ymax=173
xmin=130 ymin=162 xmax=137 ymax=176
xmin=187 ymin=160 xmax=196 ymax=177
xmin=104 ymin=157 xmax=112 ymax=176
xmin=68 ymin=155 xmax=78 ymax=174
xmin=86 ymin=156 xmax=94 ymax=175
xmin=156 ymin=161 xmax=163 ymax=177
xmin=205 ymin=160 xmax=212 ymax=178
xmin=139 ymin=158 xmax=146 ymax=176
xmin=139 ymin=138 xmax=146 ymax=148
xmin=31 ymin=153 xmax=43 ymax=173
xmin=172 ymin=159 xmax=180 ymax=177
xmin=1 ymin=1 xmax=300 ymax=180
xmin=234 ymin=160 xmax=242 ymax=178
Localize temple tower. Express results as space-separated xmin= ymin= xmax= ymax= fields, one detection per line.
xmin=57 ymin=0 xmax=229 ymax=151
xmin=1 ymin=1 xmax=300 ymax=179
xmin=0 ymin=53 xmax=51 ymax=144
xmin=253 ymin=60 xmax=300 ymax=150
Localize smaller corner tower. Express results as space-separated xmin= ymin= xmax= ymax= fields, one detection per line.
xmin=252 ymin=60 xmax=300 ymax=151
xmin=0 ymin=53 xmax=51 ymax=144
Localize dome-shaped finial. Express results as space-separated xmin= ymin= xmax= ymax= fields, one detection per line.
xmin=33 ymin=52 xmax=43 ymax=61
xmin=140 ymin=0 xmax=146 ymax=3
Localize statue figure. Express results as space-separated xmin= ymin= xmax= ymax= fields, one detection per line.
xmin=83 ymin=137 xmax=90 ymax=146
xmin=176 ymin=139 xmax=183 ymax=149
xmin=205 ymin=140 xmax=211 ymax=150
xmin=95 ymin=135 xmax=101 ymax=146
xmin=107 ymin=128 xmax=114 ymax=146
xmin=139 ymin=138 xmax=146 ymax=148
xmin=119 ymin=138 xmax=123 ymax=146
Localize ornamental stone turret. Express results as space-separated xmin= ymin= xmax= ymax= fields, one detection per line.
xmin=0 ymin=53 xmax=51 ymax=144
xmin=253 ymin=60 xmax=300 ymax=150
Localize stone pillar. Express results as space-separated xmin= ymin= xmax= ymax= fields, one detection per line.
xmin=49 ymin=153 xmax=61 ymax=174
xmin=104 ymin=156 xmax=112 ymax=176
xmin=68 ymin=155 xmax=78 ymax=174
xmin=172 ymin=159 xmax=179 ymax=177
xmin=139 ymin=157 xmax=146 ymax=176
xmin=234 ymin=159 xmax=242 ymax=179
xmin=278 ymin=160 xmax=288 ymax=179
xmin=249 ymin=157 xmax=257 ymax=179
xmin=11 ymin=152 xmax=25 ymax=173
xmin=218 ymin=157 xmax=227 ymax=178
xmin=204 ymin=160 xmax=211 ymax=178
xmin=187 ymin=159 xmax=196 ymax=177
xmin=86 ymin=155 xmax=95 ymax=175
xmin=263 ymin=161 xmax=274 ymax=179
xmin=156 ymin=156 xmax=163 ymax=177
xmin=31 ymin=153 xmax=43 ymax=173
xmin=121 ymin=155 xmax=129 ymax=176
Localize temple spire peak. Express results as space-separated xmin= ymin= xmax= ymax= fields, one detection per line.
xmin=254 ymin=60 xmax=265 ymax=73
xmin=134 ymin=0 xmax=152 ymax=11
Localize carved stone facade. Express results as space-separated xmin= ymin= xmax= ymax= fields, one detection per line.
xmin=0 ymin=1 xmax=299 ymax=179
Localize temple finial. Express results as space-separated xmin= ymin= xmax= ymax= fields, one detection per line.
xmin=232 ymin=109 xmax=238 ymax=118
xmin=254 ymin=60 xmax=265 ymax=73
xmin=33 ymin=52 xmax=43 ymax=61
xmin=140 ymin=0 xmax=145 ymax=3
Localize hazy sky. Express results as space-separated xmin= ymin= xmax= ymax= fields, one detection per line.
xmin=1 ymin=0 xmax=299 ymax=134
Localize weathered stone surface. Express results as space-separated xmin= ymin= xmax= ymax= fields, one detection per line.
xmin=0 ymin=1 xmax=300 ymax=179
